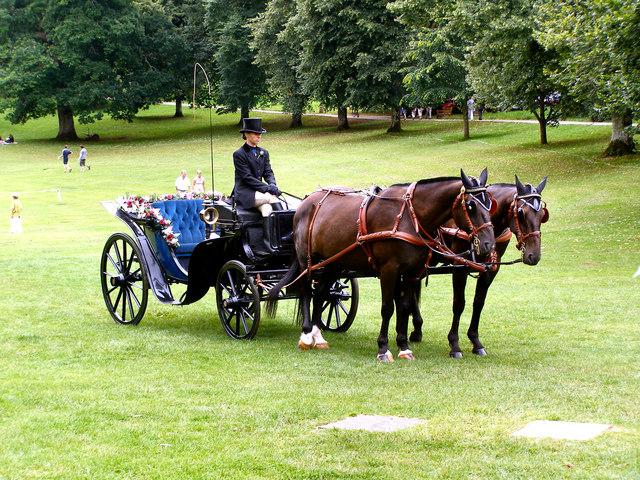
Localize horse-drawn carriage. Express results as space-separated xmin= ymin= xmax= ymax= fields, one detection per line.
xmin=101 ymin=169 xmax=548 ymax=360
xmin=100 ymin=194 xmax=358 ymax=339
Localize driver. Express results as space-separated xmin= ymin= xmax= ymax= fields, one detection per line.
xmin=233 ymin=118 xmax=282 ymax=254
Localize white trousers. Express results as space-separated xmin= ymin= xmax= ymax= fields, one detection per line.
xmin=254 ymin=191 xmax=280 ymax=217
xmin=10 ymin=217 xmax=22 ymax=234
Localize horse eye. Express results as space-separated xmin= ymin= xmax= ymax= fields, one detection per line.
xmin=466 ymin=201 xmax=476 ymax=214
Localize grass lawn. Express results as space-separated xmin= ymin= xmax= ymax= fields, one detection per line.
xmin=0 ymin=105 xmax=639 ymax=479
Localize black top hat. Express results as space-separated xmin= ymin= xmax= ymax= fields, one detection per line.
xmin=240 ymin=118 xmax=267 ymax=134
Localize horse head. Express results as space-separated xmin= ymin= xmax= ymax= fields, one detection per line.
xmin=453 ymin=168 xmax=496 ymax=258
xmin=512 ymin=175 xmax=549 ymax=265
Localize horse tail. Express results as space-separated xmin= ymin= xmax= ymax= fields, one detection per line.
xmin=265 ymin=255 xmax=301 ymax=318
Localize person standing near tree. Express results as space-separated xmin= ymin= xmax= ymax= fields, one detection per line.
xmin=192 ymin=169 xmax=206 ymax=194
xmin=233 ymin=118 xmax=281 ymax=255
xmin=58 ymin=145 xmax=72 ymax=173
xmin=10 ymin=193 xmax=23 ymax=234
xmin=467 ymin=97 xmax=475 ymax=121
xmin=78 ymin=145 xmax=90 ymax=172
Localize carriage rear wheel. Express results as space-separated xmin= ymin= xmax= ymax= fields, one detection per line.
xmin=216 ymin=260 xmax=260 ymax=339
xmin=100 ymin=233 xmax=148 ymax=326
xmin=315 ymin=277 xmax=359 ymax=332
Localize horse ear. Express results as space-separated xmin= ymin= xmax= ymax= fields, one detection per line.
xmin=515 ymin=175 xmax=526 ymax=196
xmin=541 ymin=207 xmax=549 ymax=223
xmin=536 ymin=176 xmax=548 ymax=194
xmin=460 ymin=169 xmax=473 ymax=189
xmin=478 ymin=167 xmax=488 ymax=186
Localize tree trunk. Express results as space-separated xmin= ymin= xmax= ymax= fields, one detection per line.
xmin=462 ymin=102 xmax=469 ymax=139
xmin=538 ymin=99 xmax=548 ymax=145
xmin=174 ymin=95 xmax=184 ymax=118
xmin=56 ymin=105 xmax=78 ymax=141
xmin=289 ymin=112 xmax=303 ymax=128
xmin=603 ymin=109 xmax=635 ymax=156
xmin=241 ymin=106 xmax=249 ymax=120
xmin=387 ymin=106 xmax=402 ymax=133
xmin=337 ymin=107 xmax=349 ymax=131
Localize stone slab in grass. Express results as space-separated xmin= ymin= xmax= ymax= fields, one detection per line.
xmin=512 ymin=420 xmax=612 ymax=440
xmin=318 ymin=415 xmax=427 ymax=432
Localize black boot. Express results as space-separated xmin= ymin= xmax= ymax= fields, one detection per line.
xmin=261 ymin=216 xmax=275 ymax=255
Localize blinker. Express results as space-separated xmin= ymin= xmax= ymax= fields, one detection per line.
xmin=541 ymin=207 xmax=549 ymax=223
xmin=489 ymin=198 xmax=497 ymax=215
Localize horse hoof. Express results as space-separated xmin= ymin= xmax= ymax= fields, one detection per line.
xmin=409 ymin=332 xmax=422 ymax=343
xmin=298 ymin=340 xmax=313 ymax=350
xmin=314 ymin=342 xmax=329 ymax=349
xmin=449 ymin=351 xmax=463 ymax=359
xmin=398 ymin=349 xmax=416 ymax=360
xmin=376 ymin=351 xmax=394 ymax=362
xmin=473 ymin=348 xmax=487 ymax=356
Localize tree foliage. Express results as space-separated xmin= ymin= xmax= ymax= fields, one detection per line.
xmin=207 ymin=0 xmax=267 ymax=120
xmin=0 ymin=0 xmax=164 ymax=139
xmin=539 ymin=0 xmax=639 ymax=154
xmin=250 ymin=0 xmax=309 ymax=127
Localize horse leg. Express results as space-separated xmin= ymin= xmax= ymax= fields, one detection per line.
xmin=409 ymin=285 xmax=423 ymax=343
xmin=376 ymin=267 xmax=397 ymax=362
xmin=298 ymin=278 xmax=315 ymax=350
xmin=309 ymin=269 xmax=338 ymax=349
xmin=468 ymin=268 xmax=498 ymax=356
xmin=396 ymin=279 xmax=417 ymax=360
xmin=448 ymin=270 xmax=468 ymax=358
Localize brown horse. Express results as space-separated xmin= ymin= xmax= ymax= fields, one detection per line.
xmin=267 ymin=169 xmax=497 ymax=361
xmin=409 ymin=176 xmax=549 ymax=357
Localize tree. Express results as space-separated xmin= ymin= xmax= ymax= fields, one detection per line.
xmin=293 ymin=0 xmax=408 ymax=132
xmin=207 ymin=0 xmax=267 ymax=121
xmin=464 ymin=0 xmax=563 ymax=145
xmin=159 ymin=0 xmax=213 ymax=118
xmin=539 ymin=0 xmax=639 ymax=155
xmin=250 ymin=0 xmax=309 ymax=128
xmin=391 ymin=0 xmax=473 ymax=138
xmin=0 ymin=0 xmax=161 ymax=140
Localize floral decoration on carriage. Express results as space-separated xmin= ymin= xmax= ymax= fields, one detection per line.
xmin=115 ymin=191 xmax=223 ymax=248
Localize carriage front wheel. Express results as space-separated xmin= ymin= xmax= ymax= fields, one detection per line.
xmin=100 ymin=233 xmax=149 ymax=326
xmin=216 ymin=260 xmax=260 ymax=339
xmin=315 ymin=277 xmax=359 ymax=332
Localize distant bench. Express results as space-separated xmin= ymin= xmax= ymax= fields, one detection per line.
xmin=436 ymin=106 xmax=453 ymax=118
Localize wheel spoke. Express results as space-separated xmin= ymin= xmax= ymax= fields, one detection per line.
xmin=106 ymin=253 xmax=121 ymax=273
xmin=126 ymin=288 xmax=136 ymax=321
xmin=333 ymin=303 xmax=342 ymax=327
xmin=239 ymin=311 xmax=249 ymax=335
xmin=113 ymin=287 xmax=123 ymax=312
xmin=226 ymin=270 xmax=238 ymax=296
xmin=337 ymin=299 xmax=349 ymax=316
xmin=128 ymin=284 xmax=142 ymax=308
xmin=113 ymin=241 xmax=123 ymax=270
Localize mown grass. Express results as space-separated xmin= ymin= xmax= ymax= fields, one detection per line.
xmin=0 ymin=105 xmax=639 ymax=479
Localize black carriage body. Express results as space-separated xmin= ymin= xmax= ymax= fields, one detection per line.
xmin=101 ymin=198 xmax=327 ymax=337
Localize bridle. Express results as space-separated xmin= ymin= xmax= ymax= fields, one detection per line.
xmin=451 ymin=184 xmax=495 ymax=255
xmin=508 ymin=189 xmax=548 ymax=255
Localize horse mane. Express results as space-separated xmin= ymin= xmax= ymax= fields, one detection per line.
xmin=391 ymin=177 xmax=459 ymax=188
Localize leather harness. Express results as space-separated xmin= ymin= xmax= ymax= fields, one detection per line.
xmin=299 ymin=183 xmax=491 ymax=283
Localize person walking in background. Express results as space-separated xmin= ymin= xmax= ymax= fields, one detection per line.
xmin=174 ymin=169 xmax=191 ymax=197
xmin=58 ymin=145 xmax=72 ymax=173
xmin=10 ymin=193 xmax=23 ymax=234
xmin=78 ymin=145 xmax=90 ymax=172
xmin=192 ymin=169 xmax=206 ymax=194
xmin=467 ymin=97 xmax=475 ymax=121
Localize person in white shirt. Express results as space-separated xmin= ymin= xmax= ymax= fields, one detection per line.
xmin=192 ymin=169 xmax=206 ymax=194
xmin=174 ymin=170 xmax=191 ymax=197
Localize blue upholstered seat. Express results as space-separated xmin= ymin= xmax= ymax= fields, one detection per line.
xmin=151 ymin=200 xmax=204 ymax=257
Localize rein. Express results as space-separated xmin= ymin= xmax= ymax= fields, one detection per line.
xmin=294 ymin=184 xmax=491 ymax=284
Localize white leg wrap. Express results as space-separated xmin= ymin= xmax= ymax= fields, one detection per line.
xmin=298 ymin=332 xmax=314 ymax=350
xmin=311 ymin=325 xmax=328 ymax=344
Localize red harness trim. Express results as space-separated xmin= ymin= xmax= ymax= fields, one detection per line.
xmin=293 ymin=184 xmax=489 ymax=286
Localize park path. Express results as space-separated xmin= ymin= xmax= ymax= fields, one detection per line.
xmin=251 ymin=108 xmax=617 ymax=127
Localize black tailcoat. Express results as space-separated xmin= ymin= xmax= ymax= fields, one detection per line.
xmin=233 ymin=143 xmax=276 ymax=209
